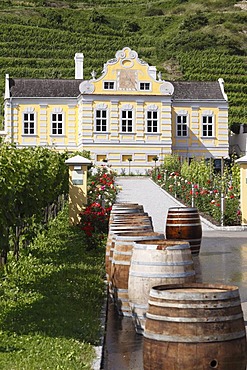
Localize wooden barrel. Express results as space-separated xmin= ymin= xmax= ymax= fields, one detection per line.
xmin=143 ymin=283 xmax=247 ymax=370
xmin=111 ymin=213 xmax=153 ymax=226
xmin=128 ymin=240 xmax=196 ymax=334
xmin=165 ymin=207 xmax=202 ymax=255
xmin=105 ymin=219 xmax=153 ymax=282
xmin=109 ymin=204 xmax=144 ymax=223
xmin=111 ymin=231 xmax=165 ymax=316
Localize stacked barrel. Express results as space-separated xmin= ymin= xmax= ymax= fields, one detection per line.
xmin=105 ymin=203 xmax=247 ymax=369
xmin=106 ymin=203 xmax=197 ymax=325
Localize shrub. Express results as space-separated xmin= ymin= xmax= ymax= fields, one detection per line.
xmin=145 ymin=8 xmax=164 ymax=17
xmin=79 ymin=165 xmax=119 ymax=249
xmin=79 ymin=202 xmax=111 ymax=249
xmin=153 ymin=156 xmax=241 ymax=226
xmin=181 ymin=12 xmax=209 ymax=31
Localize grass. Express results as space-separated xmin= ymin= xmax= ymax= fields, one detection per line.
xmin=0 ymin=205 xmax=106 ymax=369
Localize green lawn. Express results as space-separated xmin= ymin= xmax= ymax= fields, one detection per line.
xmin=0 ymin=205 xmax=106 ymax=369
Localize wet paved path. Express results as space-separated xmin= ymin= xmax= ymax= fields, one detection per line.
xmin=102 ymin=177 xmax=247 ymax=370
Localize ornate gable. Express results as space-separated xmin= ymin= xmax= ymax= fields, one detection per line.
xmin=79 ymin=47 xmax=174 ymax=96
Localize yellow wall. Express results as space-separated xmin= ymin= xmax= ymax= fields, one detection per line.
xmin=6 ymin=47 xmax=229 ymax=174
xmin=68 ymin=164 xmax=88 ymax=225
xmin=15 ymin=104 xmax=78 ymax=149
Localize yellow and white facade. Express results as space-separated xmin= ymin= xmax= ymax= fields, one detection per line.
xmin=3 ymin=47 xmax=229 ymax=173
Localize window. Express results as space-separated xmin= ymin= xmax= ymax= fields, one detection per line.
xmin=147 ymin=111 xmax=158 ymax=133
xmin=121 ymin=110 xmax=133 ymax=132
xmin=202 ymin=115 xmax=213 ymax=137
xmin=147 ymin=155 xmax=158 ymax=162
xmin=97 ymin=154 xmax=107 ymax=162
xmin=51 ymin=113 xmax=63 ymax=135
xmin=95 ymin=109 xmax=107 ymax=132
xmin=140 ymin=82 xmax=150 ymax=91
xmin=23 ymin=112 xmax=35 ymax=135
xmin=104 ymin=81 xmax=115 ymax=90
xmin=122 ymin=155 xmax=132 ymax=162
xmin=177 ymin=115 xmax=188 ymax=137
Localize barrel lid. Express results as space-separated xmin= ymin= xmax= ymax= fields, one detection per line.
xmin=133 ymin=239 xmax=189 ymax=250
xmin=168 ymin=207 xmax=198 ymax=212
xmin=149 ymin=283 xmax=240 ymax=300
xmin=115 ymin=231 xmax=163 ymax=240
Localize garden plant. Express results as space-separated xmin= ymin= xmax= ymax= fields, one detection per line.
xmin=152 ymin=155 xmax=241 ymax=226
xmin=79 ymin=165 xmax=119 ymax=249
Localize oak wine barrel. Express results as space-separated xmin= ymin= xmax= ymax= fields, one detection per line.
xmin=111 ymin=231 xmax=164 ymax=316
xmin=165 ymin=207 xmax=202 ymax=255
xmin=143 ymin=283 xmax=247 ymax=370
xmin=128 ymin=239 xmax=195 ymax=334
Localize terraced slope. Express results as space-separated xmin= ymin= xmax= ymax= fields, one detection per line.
xmin=0 ymin=0 xmax=246 ymax=129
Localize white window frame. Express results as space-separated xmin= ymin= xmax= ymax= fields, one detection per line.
xmin=50 ymin=108 xmax=64 ymax=136
xmin=176 ymin=113 xmax=188 ymax=137
xmin=94 ymin=103 xmax=108 ymax=132
xmin=146 ymin=105 xmax=159 ymax=133
xmin=121 ymin=104 xmax=134 ymax=133
xmin=139 ymin=82 xmax=151 ymax=91
xmin=22 ymin=108 xmax=36 ymax=135
xmin=103 ymin=81 xmax=115 ymax=90
xmin=201 ymin=111 xmax=214 ymax=137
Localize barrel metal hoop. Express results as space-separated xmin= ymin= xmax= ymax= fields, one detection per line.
xmin=115 ymin=288 xmax=128 ymax=293
xmin=143 ymin=330 xmax=246 ymax=343
xmin=130 ymin=271 xmax=196 ymax=278
xmin=131 ymin=260 xmax=194 ymax=267
xmin=131 ymin=303 xmax=148 ymax=310
xmin=166 ymin=245 xmax=191 ymax=250
xmin=113 ymin=250 xmax=132 ymax=256
xmin=149 ymin=289 xmax=240 ymax=301
xmin=112 ymin=260 xmax=130 ymax=265
xmin=166 ymin=223 xmax=201 ymax=227
xmin=147 ymin=299 xmax=242 ymax=309
xmin=167 ymin=217 xmax=200 ymax=221
xmin=146 ymin=312 xmax=244 ymax=323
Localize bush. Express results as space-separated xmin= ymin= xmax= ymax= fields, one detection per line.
xmin=181 ymin=12 xmax=209 ymax=31
xmin=78 ymin=165 xmax=119 ymax=249
xmin=153 ymin=156 xmax=241 ymax=226
xmin=145 ymin=8 xmax=164 ymax=17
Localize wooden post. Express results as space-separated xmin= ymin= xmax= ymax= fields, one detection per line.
xmin=65 ymin=155 xmax=92 ymax=225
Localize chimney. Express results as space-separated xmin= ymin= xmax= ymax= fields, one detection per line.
xmin=74 ymin=53 xmax=84 ymax=80
xmin=5 ymin=74 xmax=10 ymax=99
xmin=149 ymin=66 xmax=157 ymax=80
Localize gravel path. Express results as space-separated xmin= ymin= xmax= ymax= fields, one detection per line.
xmin=116 ymin=177 xmax=215 ymax=232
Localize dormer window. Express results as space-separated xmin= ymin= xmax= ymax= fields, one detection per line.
xmin=104 ymin=81 xmax=115 ymax=90
xmin=140 ymin=82 xmax=151 ymax=91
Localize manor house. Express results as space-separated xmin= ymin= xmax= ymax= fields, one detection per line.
xmin=3 ymin=47 xmax=229 ymax=173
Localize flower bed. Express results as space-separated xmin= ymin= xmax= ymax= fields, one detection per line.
xmin=79 ymin=165 xmax=119 ymax=248
xmin=153 ymin=155 xmax=241 ymax=226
